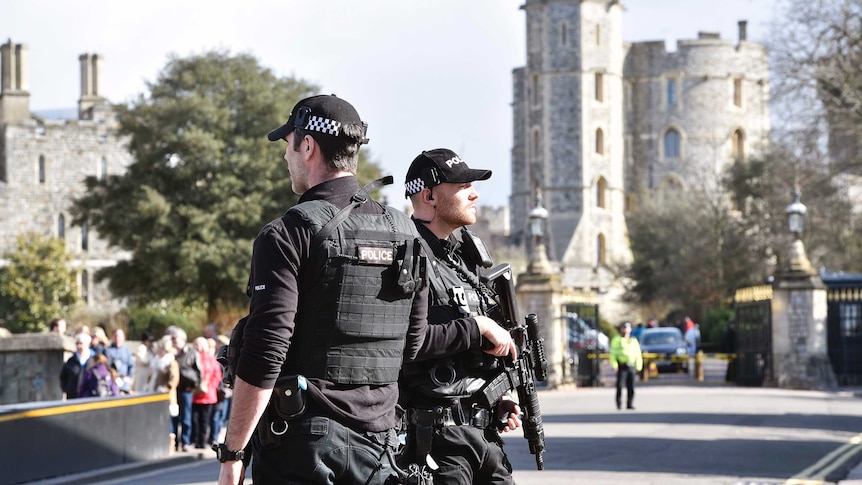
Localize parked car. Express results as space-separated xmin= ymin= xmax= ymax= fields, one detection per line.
xmin=638 ymin=327 xmax=689 ymax=374
xmin=565 ymin=313 xmax=609 ymax=352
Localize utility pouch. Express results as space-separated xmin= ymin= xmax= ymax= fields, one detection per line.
xmin=271 ymin=374 xmax=308 ymax=421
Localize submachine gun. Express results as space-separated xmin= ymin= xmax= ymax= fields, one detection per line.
xmin=477 ymin=263 xmax=548 ymax=470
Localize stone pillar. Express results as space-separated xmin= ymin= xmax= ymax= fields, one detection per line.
xmin=770 ymin=240 xmax=837 ymax=390
xmin=516 ymin=270 xmax=565 ymax=388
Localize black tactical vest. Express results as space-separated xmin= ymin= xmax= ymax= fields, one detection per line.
xmin=285 ymin=199 xmax=423 ymax=386
xmin=403 ymin=237 xmax=499 ymax=400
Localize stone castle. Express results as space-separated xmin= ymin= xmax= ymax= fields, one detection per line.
xmin=0 ymin=40 xmax=132 ymax=311
xmin=0 ymin=2 xmax=771 ymax=322
xmin=509 ymin=0 xmax=770 ymax=323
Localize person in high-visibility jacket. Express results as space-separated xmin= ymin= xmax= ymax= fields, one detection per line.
xmin=609 ymin=322 xmax=643 ymax=410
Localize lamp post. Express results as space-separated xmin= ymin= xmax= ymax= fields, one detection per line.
xmin=784 ymin=189 xmax=814 ymax=275
xmin=785 ymin=190 xmax=807 ymax=240
xmin=527 ymin=194 xmax=552 ymax=274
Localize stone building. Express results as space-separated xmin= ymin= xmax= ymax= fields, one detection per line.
xmin=0 ymin=40 xmax=132 ymax=311
xmin=510 ymin=0 xmax=770 ymax=323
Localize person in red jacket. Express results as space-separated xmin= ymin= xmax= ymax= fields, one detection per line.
xmin=191 ymin=336 xmax=223 ymax=449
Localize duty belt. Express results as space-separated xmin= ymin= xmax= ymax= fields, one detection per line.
xmin=407 ymin=404 xmax=493 ymax=429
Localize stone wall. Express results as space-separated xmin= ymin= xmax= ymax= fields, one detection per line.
xmin=0 ymin=333 xmax=73 ymax=404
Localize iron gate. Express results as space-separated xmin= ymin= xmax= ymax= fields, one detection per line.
xmin=563 ymin=302 xmax=601 ymax=387
xmin=733 ymin=285 xmax=773 ymax=387
xmin=822 ymin=271 xmax=862 ymax=385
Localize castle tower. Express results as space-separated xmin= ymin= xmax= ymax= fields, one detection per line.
xmin=624 ymin=23 xmax=770 ymax=196
xmin=511 ymin=0 xmax=630 ymax=314
xmin=0 ymin=39 xmax=31 ymax=125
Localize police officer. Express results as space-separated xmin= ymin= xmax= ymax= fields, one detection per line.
xmin=610 ymin=322 xmax=643 ymax=410
xmin=216 ymin=98 xmax=515 ymax=485
xmin=401 ymin=148 xmax=521 ymax=485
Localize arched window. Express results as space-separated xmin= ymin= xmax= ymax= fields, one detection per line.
xmin=595 ymin=128 xmax=604 ymax=155
xmin=561 ymin=22 xmax=568 ymax=46
xmin=596 ymin=177 xmax=607 ymax=208
xmin=732 ymin=129 xmax=745 ymax=159
xmin=81 ymin=270 xmax=89 ymax=301
xmin=664 ymin=129 xmax=680 ymax=158
xmin=81 ymin=220 xmax=89 ymax=251
xmin=58 ymin=214 xmax=65 ymax=239
xmin=596 ymin=233 xmax=607 ymax=266
xmin=38 ymin=155 xmax=46 ymax=184
xmin=100 ymin=157 xmax=107 ymax=181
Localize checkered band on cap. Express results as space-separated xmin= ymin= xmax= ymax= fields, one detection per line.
xmin=405 ymin=177 xmax=426 ymax=196
xmin=304 ymin=115 xmax=341 ymax=136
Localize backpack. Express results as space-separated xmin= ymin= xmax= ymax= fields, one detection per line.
xmin=93 ymin=367 xmax=114 ymax=397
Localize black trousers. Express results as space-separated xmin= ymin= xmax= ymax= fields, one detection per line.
xmin=253 ymin=414 xmax=394 ymax=485
xmin=616 ymin=363 xmax=636 ymax=408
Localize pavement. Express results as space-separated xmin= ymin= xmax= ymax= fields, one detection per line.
xmin=25 ymin=381 xmax=862 ymax=485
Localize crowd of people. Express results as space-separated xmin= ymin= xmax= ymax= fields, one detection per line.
xmin=55 ymin=318 xmax=231 ymax=453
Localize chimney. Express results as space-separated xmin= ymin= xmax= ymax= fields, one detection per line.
xmin=0 ymin=39 xmax=31 ymax=124
xmin=738 ymin=20 xmax=748 ymax=43
xmin=78 ymin=52 xmax=106 ymax=120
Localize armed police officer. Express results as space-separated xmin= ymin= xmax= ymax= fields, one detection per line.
xmin=216 ymin=98 xmax=515 ymax=485
xmin=400 ymin=148 xmax=521 ymax=484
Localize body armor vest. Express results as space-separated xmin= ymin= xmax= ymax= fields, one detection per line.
xmin=285 ymin=199 xmax=423 ymax=385
xmin=403 ymin=238 xmax=500 ymax=400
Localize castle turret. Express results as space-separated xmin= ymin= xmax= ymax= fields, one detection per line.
xmin=0 ymin=39 xmax=31 ymax=124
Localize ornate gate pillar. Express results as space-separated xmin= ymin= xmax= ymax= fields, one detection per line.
xmin=770 ymin=192 xmax=837 ymax=389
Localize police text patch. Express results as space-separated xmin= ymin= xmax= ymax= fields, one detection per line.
xmin=357 ymin=246 xmax=394 ymax=265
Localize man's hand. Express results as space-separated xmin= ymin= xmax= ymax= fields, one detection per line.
xmin=218 ymin=461 xmax=245 ymax=485
xmin=497 ymin=398 xmax=522 ymax=433
xmin=475 ymin=316 xmax=517 ymax=360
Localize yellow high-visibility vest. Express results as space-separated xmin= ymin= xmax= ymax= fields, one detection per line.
xmin=610 ymin=335 xmax=643 ymax=372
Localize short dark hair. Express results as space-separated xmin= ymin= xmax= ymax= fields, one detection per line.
xmin=292 ymin=127 xmax=361 ymax=173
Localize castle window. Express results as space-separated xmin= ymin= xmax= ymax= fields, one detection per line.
xmin=100 ymin=157 xmax=108 ymax=181
xmin=595 ymin=128 xmax=604 ymax=155
xmin=667 ymin=79 xmax=677 ymax=106
xmin=596 ymin=177 xmax=607 ymax=208
xmin=81 ymin=220 xmax=89 ymax=251
xmin=38 ymin=155 xmax=46 ymax=184
xmin=81 ymin=270 xmax=89 ymax=301
xmin=595 ymin=73 xmax=604 ymax=102
xmin=596 ymin=24 xmax=601 ymax=45
xmin=732 ymin=129 xmax=745 ymax=159
xmin=533 ymin=129 xmax=542 ymax=160
xmin=733 ymin=78 xmax=743 ymax=107
xmin=532 ymin=74 xmax=540 ymax=106
xmin=58 ymin=214 xmax=65 ymax=239
xmin=561 ymin=23 xmax=568 ymax=46
xmin=596 ymin=233 xmax=607 ymax=266
xmin=664 ymin=129 xmax=681 ymax=158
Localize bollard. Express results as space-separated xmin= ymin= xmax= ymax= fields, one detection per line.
xmin=696 ymin=350 xmax=704 ymax=382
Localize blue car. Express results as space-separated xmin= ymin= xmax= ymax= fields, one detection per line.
xmin=638 ymin=327 xmax=689 ymax=374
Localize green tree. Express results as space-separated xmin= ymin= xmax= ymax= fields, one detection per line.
xmin=71 ymin=50 xmax=383 ymax=322
xmin=618 ymin=189 xmax=770 ymax=324
xmin=0 ymin=233 xmax=79 ymax=333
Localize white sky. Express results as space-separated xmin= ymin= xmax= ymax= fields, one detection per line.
xmin=1 ymin=0 xmax=777 ymax=207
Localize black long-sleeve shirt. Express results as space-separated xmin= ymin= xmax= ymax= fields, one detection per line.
xmin=236 ymin=175 xmax=481 ymax=431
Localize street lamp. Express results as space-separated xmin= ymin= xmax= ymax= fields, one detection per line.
xmin=527 ymin=194 xmax=552 ymax=274
xmin=783 ymin=188 xmax=814 ymax=275
xmin=785 ymin=189 xmax=807 ymax=240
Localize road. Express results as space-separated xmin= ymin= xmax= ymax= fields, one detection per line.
xmin=76 ymin=381 xmax=862 ymax=485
